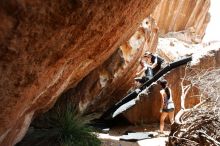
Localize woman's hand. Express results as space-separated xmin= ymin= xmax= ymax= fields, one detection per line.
xmin=136 ymin=72 xmax=140 ymax=76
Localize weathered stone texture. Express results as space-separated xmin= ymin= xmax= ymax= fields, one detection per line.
xmin=0 ymin=0 xmax=160 ymax=145
xmin=0 ymin=0 xmax=214 ymax=145
xmin=152 ymin=0 xmax=210 ymax=43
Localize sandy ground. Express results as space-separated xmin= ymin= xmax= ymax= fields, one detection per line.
xmin=99 ymin=123 xmax=170 ymax=146
xmin=101 ymin=139 xmax=139 ymax=146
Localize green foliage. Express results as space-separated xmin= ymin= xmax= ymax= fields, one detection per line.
xmin=17 ymin=104 xmax=101 ymax=146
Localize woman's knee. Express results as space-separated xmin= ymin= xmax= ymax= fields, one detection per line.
xmin=160 ymin=113 xmax=167 ymax=121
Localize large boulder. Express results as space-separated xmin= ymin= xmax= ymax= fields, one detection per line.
xmin=0 ymin=0 xmax=213 ymax=145
xmin=0 ymin=0 xmax=160 ymax=145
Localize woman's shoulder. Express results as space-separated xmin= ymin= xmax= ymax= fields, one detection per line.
xmin=160 ymin=89 xmax=165 ymax=94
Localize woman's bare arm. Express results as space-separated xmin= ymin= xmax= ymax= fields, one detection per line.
xmin=151 ymin=56 xmax=158 ymax=69
xmin=136 ymin=66 xmax=148 ymax=76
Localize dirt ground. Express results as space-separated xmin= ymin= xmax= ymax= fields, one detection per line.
xmin=100 ymin=123 xmax=170 ymax=146
xmin=101 ymin=139 xmax=139 ymax=146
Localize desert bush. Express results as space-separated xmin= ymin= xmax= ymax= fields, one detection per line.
xmin=168 ymin=68 xmax=220 ymax=146
xmin=17 ymin=104 xmax=101 ymax=146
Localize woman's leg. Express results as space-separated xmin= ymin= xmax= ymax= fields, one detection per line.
xmin=168 ymin=111 xmax=175 ymax=124
xmin=160 ymin=112 xmax=168 ymax=133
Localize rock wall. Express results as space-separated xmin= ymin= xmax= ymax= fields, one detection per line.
xmin=0 ymin=0 xmax=214 ymax=145
xmin=141 ymin=17 xmax=159 ymax=52
xmin=0 ymin=0 xmax=160 ymax=145
xmin=57 ymin=20 xmax=160 ymax=120
xmin=151 ymin=0 xmax=210 ymax=43
xmin=121 ymin=0 xmax=213 ymax=123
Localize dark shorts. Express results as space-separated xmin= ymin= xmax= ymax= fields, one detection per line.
xmin=135 ymin=76 xmax=149 ymax=84
xmin=152 ymin=63 xmax=161 ymax=75
xmin=162 ymin=108 xmax=174 ymax=113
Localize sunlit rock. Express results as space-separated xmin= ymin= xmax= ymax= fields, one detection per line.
xmin=152 ymin=0 xmax=210 ymax=43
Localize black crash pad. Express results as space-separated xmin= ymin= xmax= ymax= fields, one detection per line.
xmin=119 ymin=132 xmax=157 ymax=141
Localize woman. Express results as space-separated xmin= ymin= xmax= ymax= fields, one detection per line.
xmin=158 ymin=79 xmax=175 ymax=134
xmin=143 ymin=51 xmax=164 ymax=75
xmin=134 ymin=53 xmax=153 ymax=84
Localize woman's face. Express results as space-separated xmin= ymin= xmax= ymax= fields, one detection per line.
xmin=144 ymin=55 xmax=152 ymax=63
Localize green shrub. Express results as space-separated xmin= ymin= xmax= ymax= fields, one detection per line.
xmin=17 ymin=104 xmax=101 ymax=146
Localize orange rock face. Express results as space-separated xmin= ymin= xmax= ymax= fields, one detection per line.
xmin=0 ymin=0 xmax=160 ymax=145
xmin=58 ymin=21 xmax=159 ymax=119
xmin=0 ymin=0 xmax=214 ymax=145
xmin=151 ymin=0 xmax=210 ymax=43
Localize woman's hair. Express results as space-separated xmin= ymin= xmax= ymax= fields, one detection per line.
xmin=159 ymin=79 xmax=170 ymax=99
xmin=165 ymin=87 xmax=170 ymax=99
xmin=144 ymin=51 xmax=152 ymax=57
xmin=159 ymin=79 xmax=167 ymax=89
